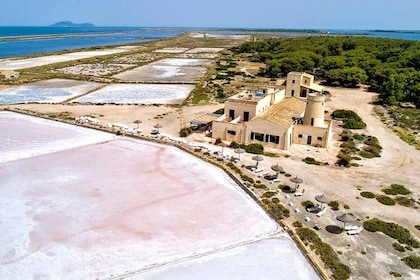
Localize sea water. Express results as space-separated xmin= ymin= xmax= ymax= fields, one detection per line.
xmin=0 ymin=27 xmax=419 ymax=59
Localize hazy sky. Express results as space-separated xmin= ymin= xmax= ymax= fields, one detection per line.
xmin=2 ymin=0 xmax=419 ymax=30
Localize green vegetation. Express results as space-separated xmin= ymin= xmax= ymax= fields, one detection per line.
xmin=363 ymin=218 xmax=420 ymax=248
xmin=262 ymin=191 xmax=277 ymax=198
xmin=395 ymin=196 xmax=415 ymax=207
xmin=261 ymin=198 xmax=290 ymax=219
xmin=376 ymin=195 xmax=396 ymax=206
xmin=337 ymin=130 xmax=382 ymax=166
xmin=392 ymin=242 xmax=406 ymax=252
xmin=302 ymin=157 xmax=328 ymax=166
xmin=328 ymin=200 xmax=340 ymax=211
xmin=301 ymin=200 xmax=315 ymax=208
xmin=331 ymin=110 xmax=366 ymax=129
xmin=46 ymin=111 xmax=75 ymax=121
xmin=293 ymin=221 xmax=303 ymax=228
xmin=401 ymin=255 xmax=420 ymax=269
xmin=179 ymin=127 xmax=192 ymax=137
xmin=229 ymin=141 xmax=264 ymax=154
xmin=297 ymin=228 xmax=351 ymax=279
xmin=389 ymin=271 xmax=402 ymax=278
xmin=360 ymin=191 xmax=376 ymax=198
xmin=232 ymin=36 xmax=420 ymax=107
xmin=382 ymin=184 xmax=411 ymax=195
xmin=385 ymin=106 xmax=420 ymax=149
xmin=415 ymin=225 xmax=420 ymax=231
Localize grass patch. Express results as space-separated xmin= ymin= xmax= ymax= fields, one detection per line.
xmin=363 ymin=218 xmax=420 ymax=248
xmin=376 ymin=195 xmax=396 ymax=206
xmin=293 ymin=221 xmax=303 ymax=228
xmin=382 ymin=184 xmax=411 ymax=195
xmin=401 ymin=255 xmax=420 ymax=269
xmin=262 ymin=191 xmax=277 ymax=198
xmin=360 ymin=191 xmax=376 ymax=198
xmin=297 ymin=228 xmax=351 ymax=279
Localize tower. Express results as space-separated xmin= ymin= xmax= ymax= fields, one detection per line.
xmin=302 ymin=93 xmax=325 ymax=127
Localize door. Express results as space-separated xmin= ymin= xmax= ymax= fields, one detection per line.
xmin=244 ymin=111 xmax=249 ymax=122
xmin=307 ymin=135 xmax=312 ymax=145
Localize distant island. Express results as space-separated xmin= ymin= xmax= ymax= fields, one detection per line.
xmin=50 ymin=21 xmax=95 ymax=27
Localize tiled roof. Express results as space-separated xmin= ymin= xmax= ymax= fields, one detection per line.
xmin=252 ymin=97 xmax=306 ymax=128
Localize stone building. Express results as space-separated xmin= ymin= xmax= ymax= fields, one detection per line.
xmin=211 ymin=72 xmax=332 ymax=150
xmin=0 ymin=70 xmax=19 ymax=80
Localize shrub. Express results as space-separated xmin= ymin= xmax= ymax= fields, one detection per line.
xmin=389 ymin=271 xmax=402 ymax=277
xmin=261 ymin=198 xmax=290 ymax=219
xmin=363 ymin=218 xmax=420 ymax=248
xmin=240 ymin=174 xmax=254 ymax=183
xmin=301 ymin=200 xmax=315 ymax=208
xmin=214 ymin=137 xmax=222 ymax=145
xmin=179 ymin=127 xmax=192 ymax=137
xmin=272 ymin=197 xmax=280 ymax=203
xmin=401 ymin=255 xmax=420 ymax=269
xmin=303 ymin=157 xmax=327 ymax=165
xmin=415 ymin=225 xmax=420 ymax=231
xmin=262 ymin=191 xmax=277 ymax=198
xmin=293 ymin=221 xmax=303 ymax=228
xmin=352 ymin=133 xmax=365 ymax=140
xmin=244 ymin=143 xmax=264 ymax=154
xmin=359 ymin=150 xmax=377 ymax=158
xmin=297 ymin=228 xmax=351 ymax=279
xmin=392 ymin=242 xmax=406 ymax=252
xmin=382 ymin=184 xmax=411 ymax=195
xmin=332 ymin=109 xmax=366 ymax=129
xmin=376 ymin=195 xmax=396 ymax=206
xmin=395 ymin=196 xmax=415 ymax=207
xmin=328 ymin=200 xmax=340 ymax=211
xmin=360 ymin=191 xmax=376 ymax=198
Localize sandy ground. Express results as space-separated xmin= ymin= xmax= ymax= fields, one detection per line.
xmin=0 ymin=47 xmax=138 ymax=70
xmin=0 ymin=112 xmax=319 ymax=279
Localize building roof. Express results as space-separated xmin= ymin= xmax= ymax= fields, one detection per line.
xmin=252 ymin=97 xmax=306 ymax=128
xmin=191 ymin=113 xmax=222 ymax=125
xmin=301 ymin=83 xmax=324 ymax=92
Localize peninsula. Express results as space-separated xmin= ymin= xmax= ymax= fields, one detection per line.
xmin=50 ymin=21 xmax=94 ymax=27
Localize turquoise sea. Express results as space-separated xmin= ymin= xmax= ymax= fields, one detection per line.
xmin=0 ymin=27 xmax=419 ymax=59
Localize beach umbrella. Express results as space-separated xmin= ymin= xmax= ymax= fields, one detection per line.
xmin=234 ymin=148 xmax=245 ymax=160
xmin=315 ymin=193 xmax=331 ymax=209
xmin=252 ymin=155 xmax=264 ymax=167
xmin=336 ymin=212 xmax=355 ymax=229
xmin=134 ymin=119 xmax=142 ymax=129
xmin=289 ymin=175 xmax=303 ymax=191
xmin=271 ymin=164 xmax=284 ymax=173
xmin=219 ymin=142 xmax=228 ymax=155
xmin=154 ymin=123 xmax=163 ymax=133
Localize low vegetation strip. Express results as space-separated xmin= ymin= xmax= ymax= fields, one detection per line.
xmin=332 ymin=110 xmax=366 ymax=129
xmin=297 ymin=228 xmax=351 ymax=280
xmin=363 ymin=218 xmax=420 ymax=248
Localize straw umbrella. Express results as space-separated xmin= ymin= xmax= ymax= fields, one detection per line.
xmin=153 ymin=123 xmax=163 ymax=133
xmin=336 ymin=212 xmax=355 ymax=230
xmin=234 ymin=148 xmax=245 ymax=160
xmin=252 ymin=155 xmax=264 ymax=167
xmin=134 ymin=119 xmax=142 ymax=129
xmin=315 ymin=193 xmax=331 ymax=210
xmin=289 ymin=175 xmax=303 ymax=191
xmin=271 ymin=164 xmax=284 ymax=177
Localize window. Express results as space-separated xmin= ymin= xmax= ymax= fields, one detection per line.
xmin=227 ymin=130 xmax=236 ymax=135
xmin=251 ymin=132 xmax=264 ymax=141
xmin=292 ymin=79 xmax=295 ymax=84
xmin=311 ymin=118 xmax=314 ymax=126
xmin=291 ymin=90 xmax=295 ymax=96
xmin=298 ymin=134 xmax=303 ymax=138
xmin=317 ymin=136 xmax=322 ymax=141
xmin=229 ymin=109 xmax=235 ymax=121
xmin=243 ymin=111 xmax=249 ymax=122
xmin=268 ymin=135 xmax=280 ymax=144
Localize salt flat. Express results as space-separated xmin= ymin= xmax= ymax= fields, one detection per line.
xmin=113 ymin=58 xmax=211 ymax=82
xmin=75 ymin=83 xmax=195 ymax=104
xmin=0 ymin=113 xmax=319 ymax=279
xmin=0 ymin=46 xmax=136 ymax=70
xmin=0 ymin=79 xmax=103 ymax=105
